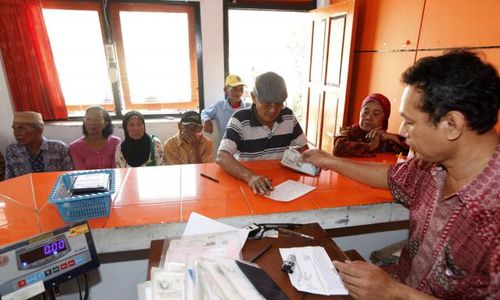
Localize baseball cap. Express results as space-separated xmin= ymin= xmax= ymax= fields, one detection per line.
xmin=253 ymin=72 xmax=288 ymax=103
xmin=180 ymin=111 xmax=202 ymax=125
xmin=225 ymin=74 xmax=245 ymax=87
xmin=13 ymin=111 xmax=44 ymax=125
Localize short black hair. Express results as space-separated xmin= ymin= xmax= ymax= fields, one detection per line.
xmin=82 ymin=106 xmax=114 ymax=137
xmin=401 ymin=50 xmax=500 ymax=134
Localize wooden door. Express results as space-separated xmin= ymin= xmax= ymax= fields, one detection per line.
xmin=304 ymin=0 xmax=357 ymax=152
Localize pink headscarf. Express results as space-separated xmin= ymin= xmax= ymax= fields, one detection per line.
xmin=361 ymin=93 xmax=391 ymax=130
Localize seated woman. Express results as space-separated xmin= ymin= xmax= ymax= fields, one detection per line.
xmin=115 ymin=111 xmax=163 ymax=167
xmin=69 ymin=106 xmax=121 ymax=170
xmin=334 ymin=93 xmax=408 ymax=157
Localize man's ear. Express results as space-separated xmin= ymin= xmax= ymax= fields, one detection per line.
xmin=251 ymin=92 xmax=257 ymax=104
xmin=442 ymin=111 xmax=466 ymax=141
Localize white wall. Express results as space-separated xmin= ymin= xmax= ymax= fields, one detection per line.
xmin=0 ymin=0 xmax=225 ymax=154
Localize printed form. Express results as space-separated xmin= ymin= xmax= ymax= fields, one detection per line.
xmin=279 ymin=246 xmax=348 ymax=296
xmin=265 ymin=180 xmax=316 ymax=202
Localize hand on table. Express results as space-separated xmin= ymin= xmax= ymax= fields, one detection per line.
xmin=247 ymin=174 xmax=273 ymax=195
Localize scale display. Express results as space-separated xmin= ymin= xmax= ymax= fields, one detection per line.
xmin=18 ymin=237 xmax=68 ymax=268
xmin=0 ymin=221 xmax=100 ymax=298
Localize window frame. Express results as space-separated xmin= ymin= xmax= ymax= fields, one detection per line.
xmin=42 ymin=0 xmax=115 ymax=113
xmin=41 ymin=0 xmax=203 ymax=117
xmin=110 ymin=2 xmax=200 ymax=111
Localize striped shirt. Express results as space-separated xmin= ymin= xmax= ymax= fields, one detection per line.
xmin=219 ymin=105 xmax=307 ymax=161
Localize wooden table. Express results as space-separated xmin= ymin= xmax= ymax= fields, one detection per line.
xmin=148 ymin=223 xmax=363 ymax=299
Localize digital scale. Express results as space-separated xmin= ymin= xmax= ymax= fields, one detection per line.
xmin=0 ymin=221 xmax=99 ymax=299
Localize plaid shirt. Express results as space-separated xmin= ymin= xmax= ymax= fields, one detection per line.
xmin=386 ymin=145 xmax=500 ymax=299
xmin=163 ymin=132 xmax=214 ymax=165
xmin=5 ymin=137 xmax=73 ymax=179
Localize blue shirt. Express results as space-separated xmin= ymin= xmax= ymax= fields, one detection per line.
xmin=5 ymin=137 xmax=74 ymax=179
xmin=201 ymin=98 xmax=250 ymax=139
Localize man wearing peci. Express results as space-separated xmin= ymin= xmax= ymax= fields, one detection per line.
xmin=6 ymin=111 xmax=73 ymax=179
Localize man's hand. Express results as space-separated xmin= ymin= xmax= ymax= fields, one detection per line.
xmin=204 ymin=120 xmax=214 ymax=134
xmin=181 ymin=130 xmax=201 ymax=149
xmin=247 ymin=174 xmax=273 ymax=195
xmin=334 ymin=260 xmax=401 ymax=300
xmin=301 ymin=149 xmax=334 ymax=169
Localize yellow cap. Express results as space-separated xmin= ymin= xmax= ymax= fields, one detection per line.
xmin=225 ymin=74 xmax=245 ymax=87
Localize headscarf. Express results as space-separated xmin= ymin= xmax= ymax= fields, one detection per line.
xmin=120 ymin=111 xmax=151 ymax=167
xmin=361 ymin=93 xmax=391 ymax=130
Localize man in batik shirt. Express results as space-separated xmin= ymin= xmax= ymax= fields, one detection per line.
xmin=5 ymin=111 xmax=73 ymax=179
xmin=302 ymin=50 xmax=499 ymax=299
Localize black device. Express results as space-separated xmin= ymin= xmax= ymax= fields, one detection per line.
xmin=0 ymin=221 xmax=100 ymax=299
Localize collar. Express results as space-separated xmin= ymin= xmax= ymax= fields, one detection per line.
xmin=249 ymin=104 xmax=284 ymax=127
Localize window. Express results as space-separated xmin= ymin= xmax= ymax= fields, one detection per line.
xmin=42 ymin=1 xmax=201 ymax=116
xmin=228 ymin=9 xmax=310 ymax=123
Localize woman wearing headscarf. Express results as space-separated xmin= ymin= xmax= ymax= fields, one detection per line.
xmin=333 ymin=93 xmax=408 ymax=157
xmin=69 ymin=106 xmax=121 ymax=170
xmin=115 ymin=111 xmax=163 ymax=167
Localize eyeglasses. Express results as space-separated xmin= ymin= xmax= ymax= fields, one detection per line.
xmin=257 ymin=100 xmax=285 ymax=111
xmin=181 ymin=123 xmax=203 ymax=131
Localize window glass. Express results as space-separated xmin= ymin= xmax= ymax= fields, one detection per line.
xmin=43 ymin=9 xmax=112 ymax=110
xmin=119 ymin=11 xmax=191 ymax=104
xmin=228 ymin=10 xmax=310 ymax=122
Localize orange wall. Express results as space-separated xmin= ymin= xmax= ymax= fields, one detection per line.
xmin=347 ymin=0 xmax=500 ymax=134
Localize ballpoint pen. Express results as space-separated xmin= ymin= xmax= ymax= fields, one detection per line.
xmin=200 ymin=173 xmax=219 ymax=183
xmin=277 ymin=228 xmax=314 ymax=240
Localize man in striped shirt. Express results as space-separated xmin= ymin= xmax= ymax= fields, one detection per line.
xmin=216 ymin=72 xmax=308 ymax=195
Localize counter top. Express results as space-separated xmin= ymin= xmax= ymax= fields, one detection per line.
xmin=0 ymin=153 xmax=408 ymax=253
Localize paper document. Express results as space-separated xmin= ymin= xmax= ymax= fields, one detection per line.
xmin=164 ymin=230 xmax=241 ymax=265
xmin=183 ymin=212 xmax=249 ymax=250
xmin=281 ymin=147 xmax=319 ymax=176
xmin=279 ymin=246 xmax=348 ymax=295
xmin=265 ymin=180 xmax=315 ymax=202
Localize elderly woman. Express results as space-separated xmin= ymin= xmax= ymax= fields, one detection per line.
xmin=115 ymin=111 xmax=163 ymax=167
xmin=69 ymin=106 xmax=121 ymax=170
xmin=334 ymin=93 xmax=408 ymax=157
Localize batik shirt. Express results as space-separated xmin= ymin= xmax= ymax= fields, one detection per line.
xmin=163 ymin=133 xmax=214 ymax=165
xmin=5 ymin=137 xmax=73 ymax=179
xmin=386 ymin=145 xmax=500 ymax=299
xmin=334 ymin=125 xmax=408 ymax=157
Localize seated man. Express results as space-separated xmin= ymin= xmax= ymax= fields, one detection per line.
xmin=163 ymin=111 xmax=214 ymax=165
xmin=6 ymin=111 xmax=73 ymax=179
xmin=302 ymin=50 xmax=499 ymax=299
xmin=216 ymin=71 xmax=308 ymax=195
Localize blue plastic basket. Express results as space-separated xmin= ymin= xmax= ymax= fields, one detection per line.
xmin=49 ymin=169 xmax=116 ymax=222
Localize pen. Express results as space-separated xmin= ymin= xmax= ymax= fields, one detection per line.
xmin=249 ymin=243 xmax=272 ymax=262
xmin=277 ymin=228 xmax=314 ymax=240
xmin=200 ymin=173 xmax=219 ymax=183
